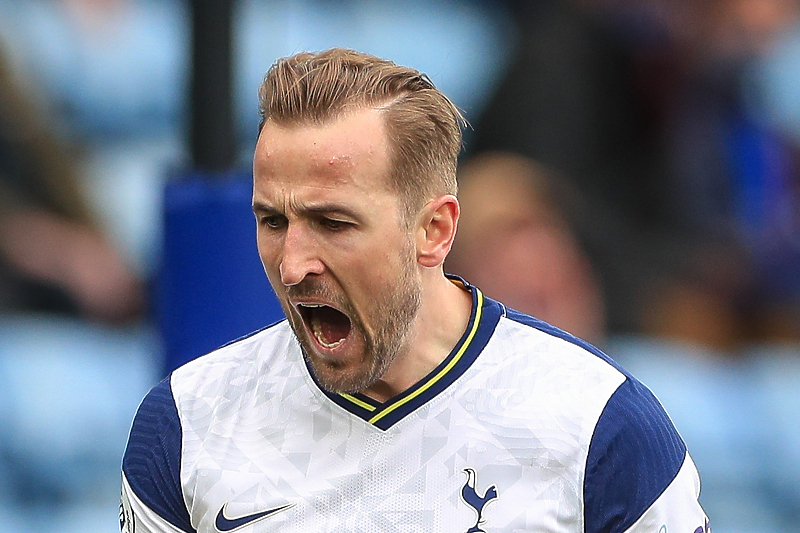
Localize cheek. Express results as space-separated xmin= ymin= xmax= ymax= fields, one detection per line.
xmin=328 ymin=253 xmax=386 ymax=299
xmin=346 ymin=243 xmax=412 ymax=293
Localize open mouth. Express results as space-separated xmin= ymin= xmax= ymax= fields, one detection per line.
xmin=297 ymin=303 xmax=352 ymax=349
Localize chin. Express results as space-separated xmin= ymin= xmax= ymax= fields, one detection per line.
xmin=306 ymin=354 xmax=380 ymax=394
xmin=298 ymin=334 xmax=389 ymax=395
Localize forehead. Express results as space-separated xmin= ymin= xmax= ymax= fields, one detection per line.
xmin=253 ymin=108 xmax=393 ymax=196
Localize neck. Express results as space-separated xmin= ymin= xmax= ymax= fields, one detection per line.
xmin=360 ymin=271 xmax=473 ymax=402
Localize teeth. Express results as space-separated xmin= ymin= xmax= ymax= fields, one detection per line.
xmin=314 ymin=330 xmax=345 ymax=349
xmin=310 ymin=313 xmax=345 ymax=348
xmin=301 ymin=304 xmax=346 ymax=349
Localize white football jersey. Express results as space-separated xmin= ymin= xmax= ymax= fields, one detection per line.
xmin=121 ymin=282 xmax=709 ymax=533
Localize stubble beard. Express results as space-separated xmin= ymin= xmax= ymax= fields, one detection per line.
xmin=286 ymin=254 xmax=422 ymax=395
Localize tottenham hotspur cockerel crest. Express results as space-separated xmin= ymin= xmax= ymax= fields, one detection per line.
xmin=460 ymin=468 xmax=498 ymax=533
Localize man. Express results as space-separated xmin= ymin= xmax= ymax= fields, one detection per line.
xmin=120 ymin=48 xmax=709 ymax=533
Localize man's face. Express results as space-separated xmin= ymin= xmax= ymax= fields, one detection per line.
xmin=252 ymin=108 xmax=422 ymax=394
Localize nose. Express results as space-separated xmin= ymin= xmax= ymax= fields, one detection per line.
xmin=279 ymin=223 xmax=324 ymax=286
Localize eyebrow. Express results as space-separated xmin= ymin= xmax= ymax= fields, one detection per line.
xmin=252 ymin=201 xmax=277 ymax=214
xmin=252 ymin=200 xmax=361 ymax=221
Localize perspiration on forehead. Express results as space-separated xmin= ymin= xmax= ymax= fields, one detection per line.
xmin=254 ymin=108 xmax=395 ymax=198
xmin=254 ymin=107 xmax=406 ymax=204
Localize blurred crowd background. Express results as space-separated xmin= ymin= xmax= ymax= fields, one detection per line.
xmin=0 ymin=0 xmax=798 ymax=532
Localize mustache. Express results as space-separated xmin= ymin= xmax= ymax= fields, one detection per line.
xmin=286 ymin=278 xmax=342 ymax=304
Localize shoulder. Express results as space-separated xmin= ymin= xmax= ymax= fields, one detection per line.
xmin=121 ymin=321 xmax=294 ymax=531
xmin=497 ymin=306 xmax=619 ymax=370
xmin=122 ymin=375 xmax=194 ymax=532
xmin=489 ymin=305 xmax=699 ymax=531
xmin=169 ymin=320 xmax=295 ymax=400
xmin=487 ymin=306 xmax=629 ymax=405
xmin=582 ymin=374 xmax=710 ymax=533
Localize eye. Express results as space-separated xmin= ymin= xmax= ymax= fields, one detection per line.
xmin=259 ymin=214 xmax=286 ymax=230
xmin=320 ymin=217 xmax=350 ymax=231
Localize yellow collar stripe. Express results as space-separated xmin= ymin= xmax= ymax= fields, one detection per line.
xmin=340 ymin=394 xmax=377 ymax=411
xmin=368 ymin=289 xmax=484 ymax=425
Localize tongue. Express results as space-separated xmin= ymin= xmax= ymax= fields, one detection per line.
xmin=311 ymin=306 xmax=351 ymax=346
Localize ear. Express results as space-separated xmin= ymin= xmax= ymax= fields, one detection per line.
xmin=416 ymin=195 xmax=460 ymax=268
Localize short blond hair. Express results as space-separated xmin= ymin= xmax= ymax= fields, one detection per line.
xmin=258 ymin=48 xmax=465 ymax=216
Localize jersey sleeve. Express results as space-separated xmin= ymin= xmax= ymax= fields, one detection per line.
xmin=583 ymin=377 xmax=709 ymax=533
xmin=120 ymin=376 xmax=196 ymax=533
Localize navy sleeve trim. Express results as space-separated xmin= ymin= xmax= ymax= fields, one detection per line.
xmin=122 ymin=375 xmax=196 ymax=533
xmin=584 ymin=377 xmax=687 ymax=533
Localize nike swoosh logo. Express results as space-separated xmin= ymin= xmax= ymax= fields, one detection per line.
xmin=215 ymin=502 xmax=294 ymax=532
